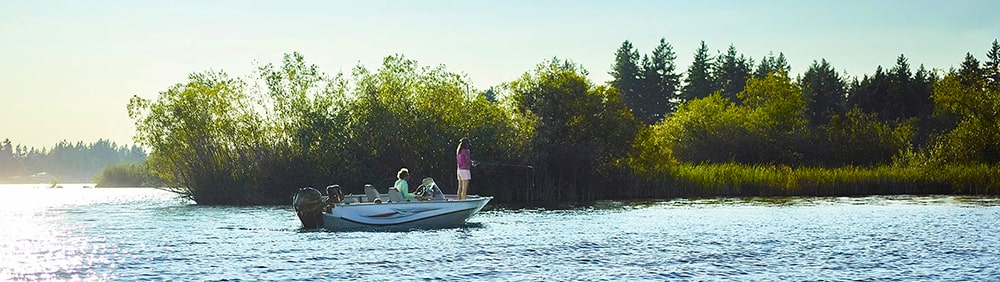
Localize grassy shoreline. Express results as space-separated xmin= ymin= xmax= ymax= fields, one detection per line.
xmin=647 ymin=163 xmax=998 ymax=198
xmin=10 ymin=163 xmax=996 ymax=205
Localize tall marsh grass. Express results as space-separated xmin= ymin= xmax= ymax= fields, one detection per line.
xmin=661 ymin=163 xmax=998 ymax=197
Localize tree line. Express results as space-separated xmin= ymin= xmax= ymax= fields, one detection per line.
xmin=0 ymin=139 xmax=147 ymax=183
xmin=613 ymin=39 xmax=999 ymax=167
xmin=128 ymin=38 xmax=1000 ymax=205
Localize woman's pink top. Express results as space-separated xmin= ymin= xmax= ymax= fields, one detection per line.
xmin=457 ymin=148 xmax=472 ymax=170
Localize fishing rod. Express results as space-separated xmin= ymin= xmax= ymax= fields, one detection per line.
xmin=474 ymin=161 xmax=534 ymax=169
xmin=473 ymin=161 xmax=537 ymax=200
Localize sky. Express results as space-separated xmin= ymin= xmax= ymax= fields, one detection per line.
xmin=1 ymin=0 xmax=998 ymax=149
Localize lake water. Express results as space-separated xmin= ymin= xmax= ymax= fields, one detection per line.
xmin=1 ymin=184 xmax=998 ymax=281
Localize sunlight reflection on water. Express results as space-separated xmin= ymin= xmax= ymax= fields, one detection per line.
xmin=1 ymin=185 xmax=998 ymax=281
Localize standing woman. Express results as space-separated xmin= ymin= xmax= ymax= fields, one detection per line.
xmin=456 ymin=138 xmax=475 ymax=200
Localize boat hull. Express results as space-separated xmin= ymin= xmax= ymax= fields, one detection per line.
xmin=323 ymin=196 xmax=492 ymax=230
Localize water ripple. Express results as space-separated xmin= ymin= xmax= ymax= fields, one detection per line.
xmin=1 ymin=187 xmax=999 ymax=280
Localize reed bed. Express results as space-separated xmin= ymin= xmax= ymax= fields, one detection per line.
xmin=662 ymin=163 xmax=998 ymax=197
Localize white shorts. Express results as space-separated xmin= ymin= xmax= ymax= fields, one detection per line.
xmin=457 ymin=169 xmax=472 ymax=181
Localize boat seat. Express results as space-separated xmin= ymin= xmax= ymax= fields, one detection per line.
xmin=388 ymin=187 xmax=405 ymax=203
xmin=364 ymin=184 xmax=381 ymax=203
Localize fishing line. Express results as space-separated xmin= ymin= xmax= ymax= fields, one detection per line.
xmin=475 ymin=162 xmax=534 ymax=169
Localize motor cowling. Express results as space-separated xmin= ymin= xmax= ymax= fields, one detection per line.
xmin=293 ymin=187 xmax=326 ymax=228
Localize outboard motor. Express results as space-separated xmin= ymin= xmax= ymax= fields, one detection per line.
xmin=293 ymin=187 xmax=326 ymax=228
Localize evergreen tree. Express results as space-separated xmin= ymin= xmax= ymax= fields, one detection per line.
xmin=681 ymin=41 xmax=716 ymax=102
xmin=0 ymin=138 xmax=147 ymax=182
xmin=911 ymin=63 xmax=936 ymax=118
xmin=958 ymin=53 xmax=983 ymax=87
xmin=482 ymin=86 xmax=498 ymax=103
xmin=639 ymin=38 xmax=681 ymax=123
xmin=800 ymin=59 xmax=847 ymax=125
xmin=886 ymin=54 xmax=914 ymax=120
xmin=912 ymin=63 xmax=942 ymax=145
xmin=985 ymin=39 xmax=1000 ymax=90
xmin=848 ymin=55 xmax=931 ymax=124
xmin=888 ymin=55 xmax=933 ymax=144
xmin=610 ymin=40 xmax=643 ymax=121
xmin=847 ymin=66 xmax=890 ymax=119
xmin=714 ymin=44 xmax=752 ymax=103
xmin=0 ymin=139 xmax=11 ymax=177
xmin=754 ymin=52 xmax=790 ymax=79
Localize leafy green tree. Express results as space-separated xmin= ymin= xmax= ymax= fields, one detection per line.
xmin=511 ymin=58 xmax=640 ymax=201
xmin=345 ymin=54 xmax=530 ymax=196
xmin=129 ymin=71 xmax=265 ymax=204
xmin=814 ymin=109 xmax=913 ymax=166
xmin=737 ymin=71 xmax=808 ymax=163
xmin=131 ymin=52 xmax=529 ymax=204
xmin=658 ymin=93 xmax=747 ymax=163
xmin=681 ymin=41 xmax=716 ymax=102
xmin=714 ymin=44 xmax=753 ymax=103
xmin=658 ymin=71 xmax=808 ymax=165
xmin=929 ymin=73 xmax=1000 ymax=163
xmin=800 ymin=59 xmax=847 ymax=125
xmin=626 ymin=126 xmax=678 ymax=178
xmin=95 ymin=163 xmax=162 ymax=187
xmin=255 ymin=52 xmax=356 ymax=196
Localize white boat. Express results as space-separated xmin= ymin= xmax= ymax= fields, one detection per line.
xmin=293 ymin=178 xmax=492 ymax=230
xmin=325 ymin=194 xmax=491 ymax=230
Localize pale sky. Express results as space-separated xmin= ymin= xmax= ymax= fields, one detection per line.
xmin=2 ymin=0 xmax=998 ymax=149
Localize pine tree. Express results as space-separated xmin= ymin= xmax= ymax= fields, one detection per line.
xmin=848 ymin=66 xmax=890 ymax=119
xmin=775 ymin=53 xmax=789 ymax=74
xmin=482 ymin=87 xmax=498 ymax=103
xmin=800 ymin=59 xmax=847 ymax=125
xmin=912 ymin=64 xmax=936 ymax=118
xmin=681 ymin=41 xmax=716 ymax=102
xmin=886 ymin=54 xmax=914 ymax=120
xmin=984 ymin=39 xmax=1000 ymax=90
xmin=0 ymin=139 xmax=12 ymax=177
xmin=958 ymin=53 xmax=983 ymax=87
xmin=639 ymin=38 xmax=681 ymax=123
xmin=714 ymin=44 xmax=752 ymax=103
xmin=610 ymin=40 xmax=643 ymax=121
xmin=754 ymin=52 xmax=790 ymax=79
xmin=911 ymin=63 xmax=940 ymax=145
